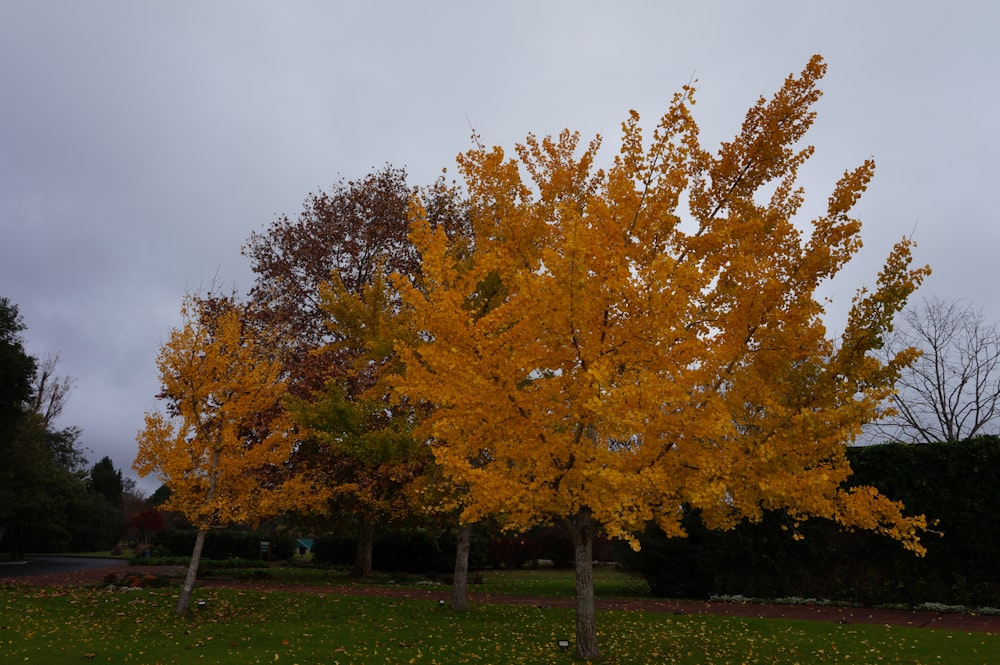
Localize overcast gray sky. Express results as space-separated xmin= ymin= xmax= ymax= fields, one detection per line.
xmin=2 ymin=1 xmax=997 ymax=493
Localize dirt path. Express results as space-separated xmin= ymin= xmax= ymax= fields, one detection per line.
xmin=5 ymin=564 xmax=1000 ymax=634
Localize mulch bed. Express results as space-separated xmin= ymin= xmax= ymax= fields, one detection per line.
xmin=4 ymin=564 xmax=1000 ymax=634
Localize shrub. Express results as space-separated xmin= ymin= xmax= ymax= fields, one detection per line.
xmin=101 ymin=572 xmax=172 ymax=589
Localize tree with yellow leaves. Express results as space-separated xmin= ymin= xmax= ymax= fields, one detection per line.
xmin=134 ymin=294 xmax=321 ymax=613
xmin=288 ymin=266 xmax=430 ymax=577
xmin=393 ymin=56 xmax=930 ymax=660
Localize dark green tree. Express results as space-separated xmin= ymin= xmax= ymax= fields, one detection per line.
xmin=0 ymin=297 xmax=38 ymax=557
xmin=0 ymin=413 xmax=85 ymax=557
xmin=0 ymin=297 xmax=114 ymax=556
xmin=89 ymin=456 xmax=124 ymax=507
xmin=64 ymin=455 xmax=129 ymax=552
xmin=0 ymin=297 xmax=35 ymax=436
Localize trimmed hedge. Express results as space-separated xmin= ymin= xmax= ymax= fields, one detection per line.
xmin=631 ymin=436 xmax=1000 ymax=607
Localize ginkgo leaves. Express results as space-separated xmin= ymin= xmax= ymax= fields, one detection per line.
xmin=393 ymin=55 xmax=929 ymax=554
xmin=134 ymin=295 xmax=322 ymax=530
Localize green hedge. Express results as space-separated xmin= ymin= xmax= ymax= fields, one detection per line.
xmin=631 ymin=436 xmax=1000 ymax=607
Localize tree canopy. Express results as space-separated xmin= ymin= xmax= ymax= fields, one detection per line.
xmin=0 ymin=297 xmax=35 ymax=431
xmin=135 ymin=294 xmax=322 ymax=527
xmin=243 ymin=166 xmax=469 ymax=577
xmin=392 ymin=55 xmax=930 ymax=660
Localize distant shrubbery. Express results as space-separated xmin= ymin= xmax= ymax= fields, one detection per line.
xmin=310 ymin=522 xmax=618 ymax=574
xmin=629 ymin=436 xmax=1000 ymax=607
xmin=151 ymin=529 xmax=296 ymax=561
xmin=312 ymin=528 xmax=490 ymax=573
xmin=101 ymin=571 xmax=173 ymax=589
xmin=487 ymin=524 xmax=615 ymax=569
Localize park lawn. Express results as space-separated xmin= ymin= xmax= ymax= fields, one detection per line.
xmin=475 ymin=566 xmax=650 ymax=598
xmin=249 ymin=564 xmax=649 ymax=599
xmin=3 ymin=585 xmax=999 ymax=664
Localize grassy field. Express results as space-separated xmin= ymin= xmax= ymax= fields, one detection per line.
xmin=3 ymin=567 xmax=1000 ymax=664
xmin=223 ymin=563 xmax=651 ymax=599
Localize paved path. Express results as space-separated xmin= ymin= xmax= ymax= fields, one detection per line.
xmin=0 ymin=556 xmax=127 ymax=579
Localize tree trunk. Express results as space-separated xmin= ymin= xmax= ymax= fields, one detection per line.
xmin=176 ymin=527 xmax=207 ymax=614
xmin=569 ymin=509 xmax=601 ymax=661
xmin=451 ymin=523 xmax=472 ymax=610
xmin=352 ymin=515 xmax=374 ymax=578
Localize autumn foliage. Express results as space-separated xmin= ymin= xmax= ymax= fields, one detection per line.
xmin=134 ymin=295 xmax=320 ymax=526
xmin=241 ymin=168 xmax=470 ymax=576
xmin=134 ymin=295 xmax=323 ymax=612
xmin=287 ymin=267 xmax=431 ymax=575
xmin=133 ymin=55 xmax=932 ymax=659
xmin=392 ymin=55 xmax=929 ymax=658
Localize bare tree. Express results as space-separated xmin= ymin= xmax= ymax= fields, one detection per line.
xmin=29 ymin=352 xmax=75 ymax=428
xmin=872 ymin=297 xmax=1000 ymax=443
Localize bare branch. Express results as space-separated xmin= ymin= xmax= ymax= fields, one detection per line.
xmin=29 ymin=352 xmax=75 ymax=428
xmin=870 ymin=297 xmax=1000 ymax=443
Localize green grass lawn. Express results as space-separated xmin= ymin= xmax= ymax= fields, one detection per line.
xmin=3 ymin=581 xmax=999 ymax=664
xmin=248 ymin=563 xmax=649 ymax=599
xmin=475 ymin=566 xmax=651 ymax=598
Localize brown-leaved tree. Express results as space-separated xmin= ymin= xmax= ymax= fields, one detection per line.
xmin=244 ymin=166 xmax=469 ymax=576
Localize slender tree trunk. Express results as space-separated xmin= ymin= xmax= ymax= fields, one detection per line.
xmin=176 ymin=527 xmax=207 ymax=614
xmin=569 ymin=509 xmax=601 ymax=661
xmin=352 ymin=515 xmax=374 ymax=578
xmin=451 ymin=523 xmax=472 ymax=610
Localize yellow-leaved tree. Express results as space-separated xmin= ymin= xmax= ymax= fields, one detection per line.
xmin=393 ymin=56 xmax=930 ymax=660
xmin=288 ymin=267 xmax=430 ymax=577
xmin=134 ymin=294 xmax=322 ymax=613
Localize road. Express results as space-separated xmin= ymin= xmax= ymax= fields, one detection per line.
xmin=0 ymin=556 xmax=127 ymax=578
